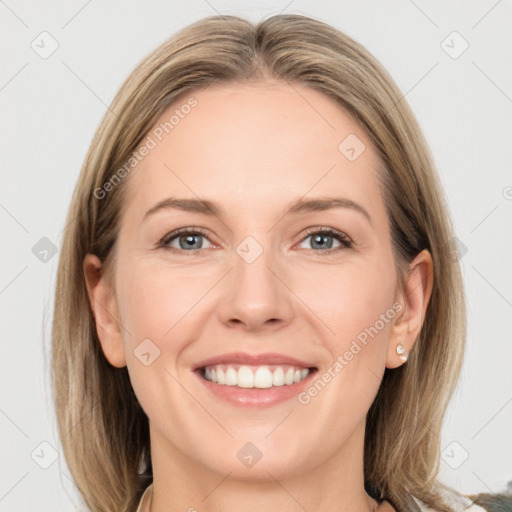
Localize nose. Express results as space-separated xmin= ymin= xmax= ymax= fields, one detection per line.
xmin=216 ymin=242 xmax=295 ymax=332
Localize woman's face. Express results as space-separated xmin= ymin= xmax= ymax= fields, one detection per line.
xmin=86 ymin=80 xmax=430 ymax=482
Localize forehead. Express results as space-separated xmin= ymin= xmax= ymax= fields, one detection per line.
xmin=122 ymin=81 xmax=383 ymax=221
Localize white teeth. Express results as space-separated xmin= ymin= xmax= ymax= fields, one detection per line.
xmin=225 ymin=367 xmax=237 ymax=386
xmin=254 ymin=366 xmax=273 ymax=388
xmin=237 ymin=366 xmax=254 ymax=388
xmin=202 ymin=364 xmax=311 ymax=388
xmin=272 ymin=367 xmax=285 ymax=386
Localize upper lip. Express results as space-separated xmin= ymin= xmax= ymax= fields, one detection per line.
xmin=192 ymin=352 xmax=317 ymax=371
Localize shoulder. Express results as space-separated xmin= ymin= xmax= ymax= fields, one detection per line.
xmin=411 ymin=487 xmax=488 ymax=512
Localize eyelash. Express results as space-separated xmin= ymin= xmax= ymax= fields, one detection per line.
xmin=158 ymin=226 xmax=353 ymax=256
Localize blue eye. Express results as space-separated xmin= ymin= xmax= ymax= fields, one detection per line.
xmin=298 ymin=228 xmax=352 ymax=253
xmin=159 ymin=227 xmax=352 ymax=255
xmin=160 ymin=228 xmax=212 ymax=253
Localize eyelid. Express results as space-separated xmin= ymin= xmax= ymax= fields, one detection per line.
xmin=160 ymin=226 xmax=211 ymax=243
xmin=299 ymin=226 xmax=352 ymax=242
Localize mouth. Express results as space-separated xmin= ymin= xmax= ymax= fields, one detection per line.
xmin=192 ymin=352 xmax=318 ymax=407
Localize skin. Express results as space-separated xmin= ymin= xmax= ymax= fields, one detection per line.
xmin=84 ymin=80 xmax=433 ymax=512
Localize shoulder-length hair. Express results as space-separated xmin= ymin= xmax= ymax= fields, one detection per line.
xmin=52 ymin=13 xmax=468 ymax=512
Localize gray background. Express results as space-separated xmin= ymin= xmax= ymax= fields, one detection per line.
xmin=1 ymin=1 xmax=511 ymax=510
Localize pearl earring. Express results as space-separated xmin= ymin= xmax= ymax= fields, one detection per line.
xmin=396 ymin=344 xmax=408 ymax=362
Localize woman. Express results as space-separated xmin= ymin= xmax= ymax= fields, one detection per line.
xmin=51 ymin=13 xmax=509 ymax=512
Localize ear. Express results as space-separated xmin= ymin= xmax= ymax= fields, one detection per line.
xmin=386 ymin=249 xmax=434 ymax=369
xmin=83 ymin=253 xmax=126 ymax=368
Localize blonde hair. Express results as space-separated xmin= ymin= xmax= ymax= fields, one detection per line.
xmin=52 ymin=14 xmax=468 ymax=512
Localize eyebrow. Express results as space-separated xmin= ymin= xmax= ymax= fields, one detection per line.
xmin=141 ymin=196 xmax=372 ymax=226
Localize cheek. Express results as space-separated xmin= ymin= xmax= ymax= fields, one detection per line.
xmin=114 ymin=262 xmax=206 ymax=426
xmin=292 ymin=256 xmax=397 ymax=346
xmin=292 ymin=261 xmax=396 ymax=435
xmin=115 ymin=260 xmax=218 ymax=405
xmin=116 ymin=261 xmax=210 ymax=344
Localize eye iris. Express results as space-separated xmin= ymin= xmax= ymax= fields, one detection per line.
xmin=311 ymin=234 xmax=333 ymax=249
xmin=180 ymin=234 xmax=202 ymax=250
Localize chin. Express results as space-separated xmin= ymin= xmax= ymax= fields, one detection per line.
xmin=197 ymin=443 xmax=307 ymax=481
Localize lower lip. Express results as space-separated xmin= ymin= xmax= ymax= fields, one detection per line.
xmin=194 ymin=369 xmax=317 ymax=408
